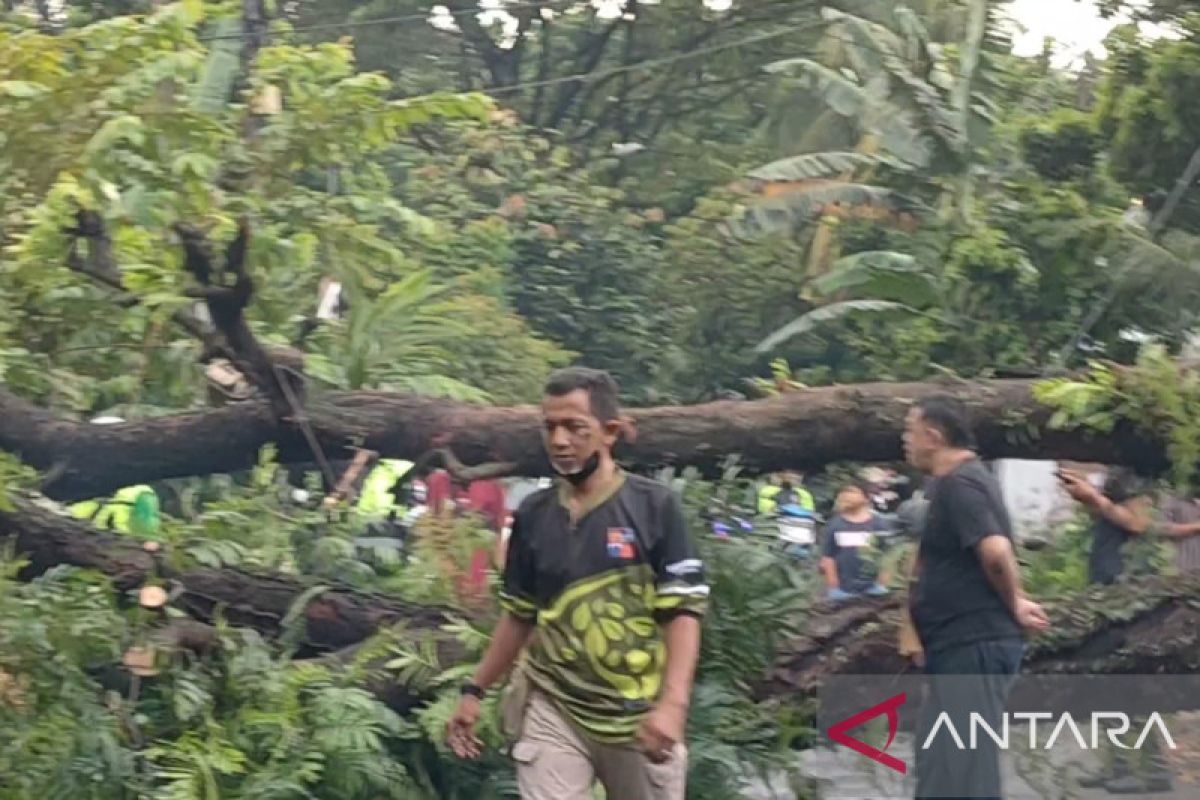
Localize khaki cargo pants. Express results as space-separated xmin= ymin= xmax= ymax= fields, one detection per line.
xmin=511 ymin=690 xmax=687 ymax=800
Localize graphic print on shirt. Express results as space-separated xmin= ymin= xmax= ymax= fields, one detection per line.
xmin=606 ymin=527 xmax=637 ymax=560
xmin=498 ymin=474 xmax=709 ymax=741
xmin=532 ymin=566 xmax=667 ymax=711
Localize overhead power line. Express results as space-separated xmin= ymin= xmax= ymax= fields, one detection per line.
xmin=198 ymin=1 xmax=611 ymax=42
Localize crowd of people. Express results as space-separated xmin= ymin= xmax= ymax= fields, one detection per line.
xmin=71 ymin=365 xmax=1200 ymax=800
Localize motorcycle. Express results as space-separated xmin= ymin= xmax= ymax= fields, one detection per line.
xmin=705 ymin=499 xmax=756 ymax=540
xmin=770 ymin=503 xmax=820 ymax=560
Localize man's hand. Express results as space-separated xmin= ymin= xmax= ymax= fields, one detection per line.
xmin=1061 ymin=470 xmax=1103 ymax=506
xmin=446 ymin=695 xmax=483 ymax=759
xmin=639 ymin=699 xmax=686 ymax=764
xmin=1014 ymin=596 xmax=1050 ymax=633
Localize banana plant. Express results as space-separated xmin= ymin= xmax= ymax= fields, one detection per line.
xmin=737 ymin=2 xmax=997 ymax=238
xmin=754 ymin=250 xmax=935 ymax=352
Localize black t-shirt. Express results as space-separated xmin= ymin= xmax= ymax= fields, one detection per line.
xmin=910 ymin=458 xmax=1021 ymax=652
xmin=1088 ymin=518 xmax=1132 ymax=586
xmin=500 ymin=472 xmax=708 ymax=742
xmin=822 ymin=514 xmax=887 ymax=593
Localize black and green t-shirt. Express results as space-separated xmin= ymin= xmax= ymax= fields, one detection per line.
xmin=499 ymin=472 xmax=708 ymax=742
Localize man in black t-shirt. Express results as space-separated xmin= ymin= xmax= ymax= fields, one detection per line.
xmin=446 ymin=368 xmax=706 ymax=800
xmin=903 ymin=396 xmax=1050 ymax=800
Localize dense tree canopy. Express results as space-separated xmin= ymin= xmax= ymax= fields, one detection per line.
xmin=5 ymin=1 xmax=1200 ymax=798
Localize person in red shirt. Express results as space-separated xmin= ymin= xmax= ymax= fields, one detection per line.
xmin=425 ymin=469 xmax=507 ymax=600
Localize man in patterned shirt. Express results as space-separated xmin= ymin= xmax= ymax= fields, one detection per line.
xmin=447 ymin=367 xmax=708 ymax=800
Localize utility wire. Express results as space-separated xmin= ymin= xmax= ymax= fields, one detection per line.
xmin=198 ymin=1 xmax=618 ymax=42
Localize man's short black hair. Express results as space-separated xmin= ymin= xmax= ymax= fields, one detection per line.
xmin=543 ymin=367 xmax=621 ymax=422
xmin=838 ymin=479 xmax=871 ymax=497
xmin=913 ymin=395 xmax=977 ymax=449
xmin=1103 ymin=467 xmax=1149 ymax=504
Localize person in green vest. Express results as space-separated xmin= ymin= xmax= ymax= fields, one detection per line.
xmin=71 ymin=485 xmax=162 ymax=540
xmin=758 ymin=473 xmax=814 ymax=516
xmin=69 ymin=416 xmax=163 ymax=541
xmin=355 ymin=458 xmax=414 ymax=520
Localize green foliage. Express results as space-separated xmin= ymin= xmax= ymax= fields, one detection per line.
xmin=747 ymin=151 xmax=894 ymax=182
xmin=1019 ymin=109 xmax=1101 ymax=182
xmin=1096 ymin=22 xmax=1200 ymax=231
xmin=0 ymin=452 xmax=39 ymax=510
xmin=658 ymin=192 xmax=812 ymax=400
xmin=389 ymin=120 xmax=669 ymax=400
xmin=757 ymin=299 xmax=918 ymax=353
xmin=0 ymin=467 xmax=819 ymax=800
xmin=0 ymin=548 xmax=459 ymax=799
xmin=0 ymin=5 xmax=565 ymax=413
xmin=1036 ymin=346 xmax=1200 ymax=488
xmin=1021 ymin=517 xmax=1094 ymax=597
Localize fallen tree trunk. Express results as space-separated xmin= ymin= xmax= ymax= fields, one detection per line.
xmin=6 ymin=492 xmax=1200 ymax=710
xmin=0 ymin=493 xmax=461 ymax=658
xmin=764 ymin=573 xmax=1200 ymax=697
xmin=0 ymin=377 xmax=1168 ymax=503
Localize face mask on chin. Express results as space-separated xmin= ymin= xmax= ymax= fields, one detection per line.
xmin=552 ymin=450 xmax=602 ymax=486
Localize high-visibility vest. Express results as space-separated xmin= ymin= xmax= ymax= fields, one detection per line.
xmin=71 ymin=485 xmax=162 ymax=540
xmin=356 ymin=459 xmax=413 ymax=517
xmin=758 ymin=484 xmax=815 ymax=515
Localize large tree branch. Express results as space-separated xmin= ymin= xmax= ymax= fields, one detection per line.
xmin=0 ymin=374 xmax=1172 ymax=503
xmin=763 ymin=572 xmax=1200 ymax=697
xmin=65 ymin=209 xmax=231 ymax=360
xmin=5 ymin=491 xmax=1199 ymax=714
xmin=0 ymin=492 xmax=461 ymax=660
xmin=545 ymin=9 xmax=627 ymax=128
xmin=445 ymin=0 xmax=515 ymax=87
xmin=175 ymin=219 xmax=304 ymax=421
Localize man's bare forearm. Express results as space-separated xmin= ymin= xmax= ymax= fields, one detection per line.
xmin=819 ymin=557 xmax=839 ymax=589
xmin=658 ymin=614 xmax=702 ymax=709
xmin=977 ymin=536 xmax=1024 ymax=614
xmin=471 ymin=612 xmax=534 ymax=689
xmin=1156 ymin=521 xmax=1200 ymax=539
xmin=1086 ymin=496 xmax=1148 ymax=534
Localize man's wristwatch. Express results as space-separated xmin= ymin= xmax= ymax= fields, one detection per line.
xmin=461 ymin=681 xmax=485 ymax=699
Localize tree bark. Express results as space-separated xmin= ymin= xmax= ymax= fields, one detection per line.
xmin=0 ymin=493 xmax=460 ymax=659
xmin=0 ymin=377 xmax=1170 ymax=503
xmin=763 ymin=573 xmax=1200 ymax=697
xmin=6 ymin=491 xmax=1199 ymax=711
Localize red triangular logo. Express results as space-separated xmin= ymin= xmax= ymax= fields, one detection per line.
xmin=826 ymin=691 xmax=907 ymax=774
